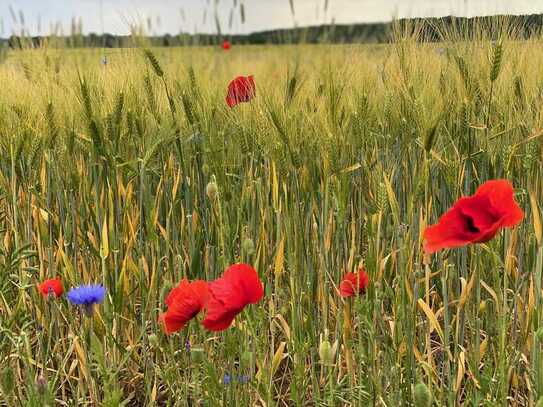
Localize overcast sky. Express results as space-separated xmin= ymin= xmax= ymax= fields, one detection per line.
xmin=3 ymin=0 xmax=543 ymax=36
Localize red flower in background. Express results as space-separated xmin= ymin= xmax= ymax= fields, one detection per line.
xmin=222 ymin=40 xmax=231 ymax=50
xmin=202 ymin=263 xmax=264 ymax=332
xmin=340 ymin=268 xmax=369 ymax=298
xmin=160 ymin=280 xmax=209 ymax=334
xmin=39 ymin=279 xmax=64 ymax=298
xmin=226 ymin=76 xmax=256 ymax=108
xmin=424 ymin=179 xmax=524 ymax=254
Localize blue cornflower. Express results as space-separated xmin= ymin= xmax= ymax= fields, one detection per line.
xmin=67 ymin=284 xmax=106 ymax=316
xmin=222 ymin=373 xmax=250 ymax=385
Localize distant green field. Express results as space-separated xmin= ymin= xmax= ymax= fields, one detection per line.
xmin=1 ymin=26 xmax=543 ymax=406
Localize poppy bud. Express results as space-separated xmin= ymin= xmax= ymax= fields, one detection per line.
xmin=318 ymin=336 xmax=338 ymax=366
xmin=319 ymin=340 xmax=332 ymax=365
xmin=413 ymin=382 xmax=432 ymax=407
xmin=148 ymin=334 xmax=159 ymax=348
xmin=206 ymin=182 xmax=218 ymax=201
xmin=241 ymin=237 xmax=255 ymax=255
xmin=36 ymin=374 xmax=48 ymax=395
xmin=1 ymin=366 xmax=14 ymax=396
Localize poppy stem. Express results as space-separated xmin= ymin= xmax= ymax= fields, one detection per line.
xmin=441 ymin=261 xmax=453 ymax=405
xmin=342 ymin=300 xmax=354 ymax=380
xmin=472 ymin=246 xmax=481 ymax=404
xmin=244 ymin=312 xmax=257 ymax=380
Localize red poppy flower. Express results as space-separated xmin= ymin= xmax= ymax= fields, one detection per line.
xmin=424 ymin=179 xmax=524 ymax=254
xmin=160 ymin=280 xmax=209 ymax=334
xmin=226 ymin=76 xmax=256 ymax=108
xmin=222 ymin=40 xmax=231 ymax=50
xmin=339 ymin=268 xmax=369 ymax=298
xmin=202 ymin=263 xmax=264 ymax=332
xmin=38 ymin=278 xmax=64 ymax=298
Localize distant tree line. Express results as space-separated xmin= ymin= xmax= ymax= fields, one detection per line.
xmin=2 ymin=14 xmax=543 ymax=49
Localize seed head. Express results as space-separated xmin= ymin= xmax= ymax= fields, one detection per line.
xmin=241 ymin=237 xmax=255 ymax=255
xmin=318 ymin=331 xmax=338 ymax=366
xmin=479 ymin=300 xmax=487 ymax=314
xmin=413 ymin=382 xmax=432 ymax=407
xmin=148 ymin=334 xmax=159 ymax=348
xmin=206 ymin=182 xmax=218 ymax=201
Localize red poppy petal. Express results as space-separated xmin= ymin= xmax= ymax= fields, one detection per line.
xmin=160 ymin=299 xmax=201 ymax=334
xmin=191 ymin=280 xmax=210 ymax=308
xmin=358 ymin=271 xmax=370 ymax=291
xmin=226 ymin=95 xmax=237 ymax=108
xmin=339 ymin=271 xmax=368 ymax=297
xmin=425 ymin=180 xmax=524 ymax=254
xmin=222 ymin=263 xmax=264 ymax=305
xmin=476 ymin=180 xmax=524 ymax=227
xmin=165 ymin=279 xmax=191 ymax=306
xmin=457 ymin=195 xmax=501 ymax=233
xmin=201 ymin=264 xmax=263 ymax=331
xmin=339 ymin=280 xmax=355 ymax=297
xmin=475 ymin=179 xmax=512 ymax=198
xmin=207 ymin=276 xmax=246 ymax=311
xmin=160 ymin=311 xmax=189 ymax=334
xmin=424 ymin=206 xmax=477 ymax=253
xmin=39 ymin=279 xmax=64 ymax=298
xmin=246 ymin=76 xmax=256 ymax=97
xmin=201 ymin=296 xmax=239 ymax=331
xmin=160 ymin=280 xmax=209 ymax=334
xmin=226 ymin=76 xmax=255 ymax=108
xmin=202 ymin=311 xmax=237 ymax=331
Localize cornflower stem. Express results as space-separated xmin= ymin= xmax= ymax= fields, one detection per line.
xmin=84 ymin=311 xmax=98 ymax=404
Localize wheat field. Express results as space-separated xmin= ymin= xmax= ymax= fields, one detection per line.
xmin=0 ymin=20 xmax=543 ymax=406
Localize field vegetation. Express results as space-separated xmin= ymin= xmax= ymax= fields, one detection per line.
xmin=0 ymin=18 xmax=543 ymax=406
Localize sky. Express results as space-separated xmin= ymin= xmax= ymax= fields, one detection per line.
xmin=3 ymin=0 xmax=543 ymax=37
